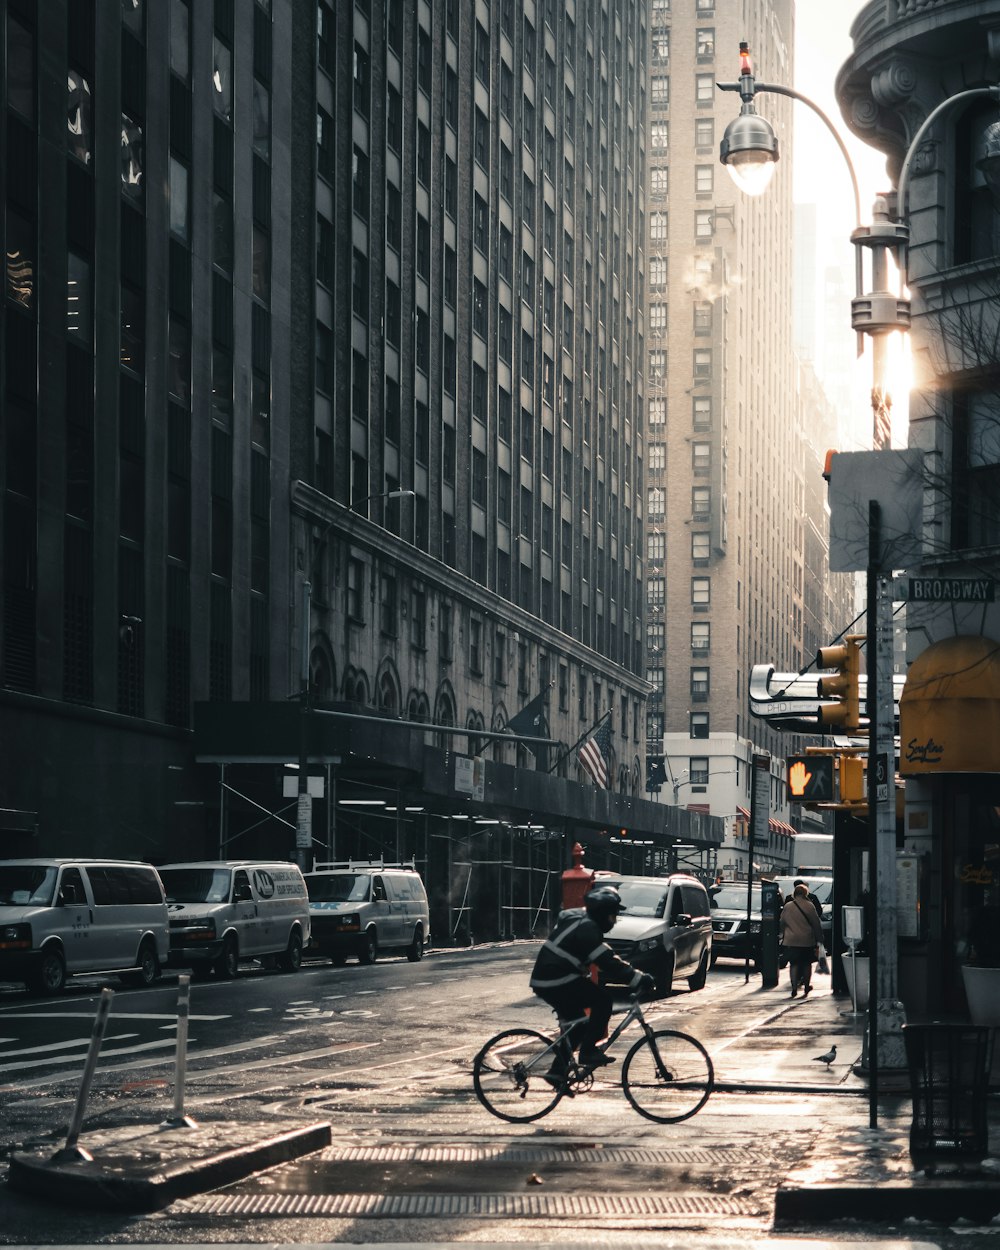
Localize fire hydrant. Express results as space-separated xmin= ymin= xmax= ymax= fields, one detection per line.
xmin=561 ymin=842 xmax=595 ymax=911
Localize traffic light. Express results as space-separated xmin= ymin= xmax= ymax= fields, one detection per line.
xmin=815 ymin=635 xmax=863 ymax=731
xmin=839 ymin=754 xmax=866 ymax=803
xmin=787 ymin=755 xmax=835 ymax=802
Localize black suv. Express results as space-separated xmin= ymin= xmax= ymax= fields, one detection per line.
xmin=709 ymin=883 xmax=763 ymax=968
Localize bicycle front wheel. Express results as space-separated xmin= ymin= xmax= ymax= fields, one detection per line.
xmin=622 ymin=1029 xmax=714 ymax=1123
xmin=473 ymin=1028 xmax=563 ymax=1123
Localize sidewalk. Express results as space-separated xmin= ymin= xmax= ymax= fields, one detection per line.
xmin=739 ymin=981 xmax=1000 ymax=1227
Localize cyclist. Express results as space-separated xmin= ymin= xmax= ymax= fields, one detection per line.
xmin=530 ymin=884 xmax=654 ymax=1078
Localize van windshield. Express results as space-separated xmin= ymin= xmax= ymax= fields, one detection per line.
xmin=305 ymin=874 xmax=371 ymax=903
xmin=159 ymin=868 xmax=232 ymax=904
xmin=615 ymin=880 xmax=668 ymax=918
xmin=0 ymin=865 xmax=57 ymax=907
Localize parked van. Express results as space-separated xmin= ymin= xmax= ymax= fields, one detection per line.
xmin=158 ymin=861 xmax=310 ymax=978
xmin=601 ymin=873 xmax=713 ymax=996
xmin=0 ymin=858 xmax=169 ymax=995
xmin=304 ymin=861 xmax=430 ymax=964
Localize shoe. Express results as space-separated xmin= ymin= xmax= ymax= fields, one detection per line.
xmin=790 ymin=988 xmax=798 ymax=998
xmin=802 ymin=985 xmax=812 ymax=997
xmin=541 ymin=1071 xmax=567 ymax=1088
xmin=579 ymin=1050 xmax=615 ymax=1068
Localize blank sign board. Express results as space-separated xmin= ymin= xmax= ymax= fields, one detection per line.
xmin=827 ymin=448 xmax=924 ymax=573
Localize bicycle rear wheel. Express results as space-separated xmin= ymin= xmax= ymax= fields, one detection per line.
xmin=621 ymin=1029 xmax=714 ymax=1123
xmin=473 ymin=1028 xmax=564 ymax=1122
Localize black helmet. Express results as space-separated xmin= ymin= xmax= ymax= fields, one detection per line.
xmin=585 ymin=885 xmax=622 ymax=926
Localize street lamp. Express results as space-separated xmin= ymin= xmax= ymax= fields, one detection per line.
xmin=294 ymin=489 xmax=416 ymax=871
xmin=717 ymin=41 xmax=1000 ymax=1117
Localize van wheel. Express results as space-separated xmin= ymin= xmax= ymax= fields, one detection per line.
xmin=406 ymin=926 xmax=425 ymax=962
xmin=122 ymin=939 xmax=160 ymax=988
xmin=687 ymin=949 xmax=709 ymax=992
xmin=29 ymin=947 xmax=66 ymax=995
xmin=215 ymin=936 xmax=239 ymax=979
xmin=654 ymin=954 xmax=674 ymax=997
xmin=358 ymin=929 xmax=378 ymax=965
xmin=279 ymin=929 xmax=303 ymax=972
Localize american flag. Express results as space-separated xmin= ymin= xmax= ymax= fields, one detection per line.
xmin=578 ymin=717 xmax=612 ymax=788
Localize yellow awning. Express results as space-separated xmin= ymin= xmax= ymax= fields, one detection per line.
xmin=899 ymin=635 xmax=1000 ymax=774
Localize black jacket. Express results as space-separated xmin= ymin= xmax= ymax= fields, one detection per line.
xmin=530 ymin=908 xmax=645 ymax=992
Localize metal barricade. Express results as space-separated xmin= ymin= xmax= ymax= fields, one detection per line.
xmin=902 ymin=1023 xmax=994 ymax=1163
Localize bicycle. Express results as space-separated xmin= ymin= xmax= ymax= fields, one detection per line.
xmin=472 ymin=994 xmax=714 ymax=1124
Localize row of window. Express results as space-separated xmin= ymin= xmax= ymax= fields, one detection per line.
xmin=650 ymin=73 xmax=721 ymax=109
xmin=645 ymin=710 xmax=712 ymax=744
xmin=647 ymin=621 xmax=712 ymax=652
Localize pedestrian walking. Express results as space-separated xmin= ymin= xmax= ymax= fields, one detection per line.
xmin=780 ymin=883 xmax=824 ymax=998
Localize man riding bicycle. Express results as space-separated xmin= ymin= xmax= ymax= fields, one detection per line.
xmin=530 ymin=884 xmax=654 ymax=1076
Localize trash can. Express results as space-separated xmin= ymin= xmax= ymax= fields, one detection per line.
xmin=902 ymin=1023 xmax=994 ymax=1163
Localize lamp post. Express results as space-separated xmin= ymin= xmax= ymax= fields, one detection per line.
xmin=717 ymin=42 xmax=1000 ymax=1119
xmin=294 ymin=489 xmax=416 ymax=871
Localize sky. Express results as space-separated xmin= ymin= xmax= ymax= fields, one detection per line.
xmin=791 ymin=1 xmax=910 ymax=446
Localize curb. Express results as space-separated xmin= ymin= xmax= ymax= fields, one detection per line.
xmin=7 ymin=1120 xmax=331 ymax=1213
xmin=774 ymin=1177 xmax=1000 ymax=1226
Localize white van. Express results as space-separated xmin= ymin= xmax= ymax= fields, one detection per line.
xmin=0 ymin=858 xmax=169 ymax=995
xmin=158 ymin=860 xmax=310 ymax=978
xmin=304 ymin=861 xmax=430 ymax=964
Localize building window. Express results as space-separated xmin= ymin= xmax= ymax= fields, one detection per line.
xmin=650 ymin=75 xmax=668 ymax=108
xmin=693 ymin=441 xmax=711 ymax=474
xmin=695 ymin=73 xmax=714 ymax=103
xmin=650 ymin=167 xmax=668 ymax=199
xmin=649 ymin=397 xmax=666 ymax=426
xmin=692 ymin=576 xmax=710 ymax=607
xmin=691 ymin=621 xmax=710 ymax=653
xmin=469 ymin=617 xmax=483 ymax=673
xmin=649 ymin=257 xmax=667 ymax=288
xmin=380 ymin=573 xmax=397 ymax=636
xmin=692 ymin=485 xmax=711 ymax=517
xmin=648 ymin=619 xmax=665 ymax=652
xmin=648 ymin=442 xmax=666 ymax=471
xmin=347 ymin=558 xmax=364 ymax=622
xmin=648 ymin=487 xmax=665 ymax=519
xmin=647 ymin=575 xmax=665 ymax=606
xmin=650 ymin=211 xmax=668 ymax=241
xmin=692 ymin=531 xmax=711 ymax=562
xmin=696 ymin=27 xmax=715 ymax=57
xmin=695 ymin=117 xmax=714 ymax=148
xmin=649 ymin=303 xmax=667 ymax=335
xmin=694 ymin=349 xmax=712 ymax=380
xmin=647 ymin=530 xmax=665 ymax=562
xmin=690 ymin=756 xmax=709 ymax=785
xmin=695 ymin=163 xmax=714 ymax=195
xmin=690 ymin=712 xmax=709 ymax=741
xmin=410 ymin=587 xmax=426 ymax=648
xmin=693 ymin=394 xmax=712 ymax=428
xmin=695 ymin=209 xmax=713 ymax=239
xmin=691 ymin=668 xmax=709 ymax=701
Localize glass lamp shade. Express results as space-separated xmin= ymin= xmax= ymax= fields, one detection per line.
xmin=720 ymin=108 xmax=780 ymax=196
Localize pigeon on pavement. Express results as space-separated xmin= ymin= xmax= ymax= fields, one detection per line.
xmin=814 ymin=1045 xmax=837 ymax=1067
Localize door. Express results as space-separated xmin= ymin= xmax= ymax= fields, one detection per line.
xmin=57 ymin=866 xmax=99 ymax=970
xmin=666 ymin=884 xmax=696 ymax=974
xmin=231 ymin=869 xmax=259 ymax=955
xmin=370 ymin=875 xmax=399 ymax=946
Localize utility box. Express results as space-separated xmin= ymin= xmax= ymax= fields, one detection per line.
xmin=759 ymin=879 xmax=781 ymax=988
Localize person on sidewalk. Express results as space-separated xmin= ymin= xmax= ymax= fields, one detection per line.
xmin=791 ymin=877 xmax=829 ymax=974
xmin=530 ymin=884 xmax=654 ymax=1077
xmin=780 ymin=882 xmax=824 ymax=998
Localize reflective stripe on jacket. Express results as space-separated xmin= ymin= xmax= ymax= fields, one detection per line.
xmin=529 ymin=908 xmax=640 ymax=990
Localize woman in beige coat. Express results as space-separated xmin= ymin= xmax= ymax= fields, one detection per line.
xmin=779 ymin=882 xmax=824 ymax=998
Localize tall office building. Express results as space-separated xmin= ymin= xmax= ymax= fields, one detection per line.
xmin=643 ymin=0 xmax=802 ymax=834
xmin=0 ymin=0 xmax=292 ymax=854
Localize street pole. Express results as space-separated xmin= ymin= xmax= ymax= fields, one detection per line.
xmin=746 ymin=752 xmax=770 ymax=984
xmin=295 ymin=578 xmax=313 ymax=873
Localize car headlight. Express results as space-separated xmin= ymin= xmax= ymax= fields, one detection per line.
xmin=334 ymin=914 xmax=360 ymax=931
xmin=638 ymin=937 xmax=661 ymax=952
xmin=0 ymin=923 xmax=31 ymax=950
xmin=749 ymin=920 xmax=761 ymax=934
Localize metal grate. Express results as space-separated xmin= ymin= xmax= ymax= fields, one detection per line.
xmin=179 ymin=1191 xmax=761 ymax=1219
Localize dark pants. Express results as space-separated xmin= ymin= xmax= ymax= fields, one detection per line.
xmin=787 ymin=945 xmax=815 ymax=991
xmin=534 ymin=980 xmax=613 ymax=1059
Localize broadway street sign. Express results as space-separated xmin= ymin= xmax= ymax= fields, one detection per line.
xmin=896 ymin=576 xmax=995 ymax=603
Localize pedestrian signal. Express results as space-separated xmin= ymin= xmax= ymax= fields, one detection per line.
xmin=787 ymin=755 xmax=835 ymax=802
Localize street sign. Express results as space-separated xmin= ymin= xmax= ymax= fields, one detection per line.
xmin=874 ymin=752 xmax=890 ymax=803
xmin=895 ymin=576 xmax=994 ymax=602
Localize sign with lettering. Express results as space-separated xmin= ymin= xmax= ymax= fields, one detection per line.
xmin=898 ymin=577 xmax=994 ymax=603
